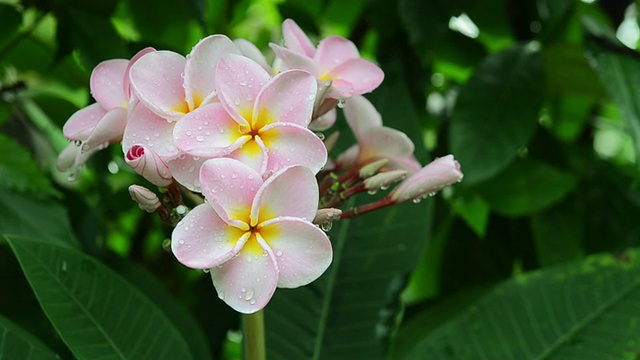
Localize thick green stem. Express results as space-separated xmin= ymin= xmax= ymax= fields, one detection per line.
xmin=243 ymin=310 xmax=266 ymax=360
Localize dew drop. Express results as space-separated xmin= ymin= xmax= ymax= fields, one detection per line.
xmin=276 ymin=250 xmax=283 ymax=257
xmin=320 ymin=222 xmax=333 ymax=232
xmin=196 ymin=135 xmax=205 ymax=142
xmin=412 ymin=198 xmax=422 ymax=204
xmin=337 ymin=99 xmax=346 ymax=108
xmin=244 ymin=289 xmax=254 ymax=301
xmin=179 ymin=240 xmax=185 ymax=245
xmin=203 ymin=268 xmax=210 ymax=273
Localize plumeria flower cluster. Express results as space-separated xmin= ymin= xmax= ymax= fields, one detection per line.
xmin=58 ymin=19 xmax=463 ymax=314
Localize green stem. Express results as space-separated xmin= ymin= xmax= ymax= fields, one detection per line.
xmin=243 ymin=310 xmax=266 ymax=360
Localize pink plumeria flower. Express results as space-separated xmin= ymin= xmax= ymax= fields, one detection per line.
xmin=270 ymin=19 xmax=384 ymax=99
xmin=173 ymin=54 xmax=327 ymax=176
xmin=125 ymin=145 xmax=173 ymax=187
xmin=129 ymin=35 xmax=241 ymax=122
xmin=172 ymin=158 xmax=333 ymax=314
xmin=339 ymin=95 xmax=421 ymax=173
xmin=389 ymin=155 xmax=463 ymax=203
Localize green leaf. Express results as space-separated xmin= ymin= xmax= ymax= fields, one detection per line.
xmin=265 ymin=201 xmax=433 ymax=360
xmin=473 ymin=159 xmax=577 ymax=217
xmin=584 ymin=18 xmax=640 ymax=170
xmin=449 ymin=42 xmax=544 ymax=185
xmin=452 ymin=196 xmax=490 ymax=238
xmin=406 ymin=248 xmax=640 ymax=359
xmin=0 ymin=313 xmax=60 ymax=360
xmin=0 ymin=4 xmax=21 ymax=49
xmin=5 ymin=235 xmax=193 ymax=360
xmin=0 ymin=134 xmax=53 ymax=195
xmin=0 ymin=190 xmax=77 ymax=248
xmin=531 ymin=198 xmax=585 ymax=267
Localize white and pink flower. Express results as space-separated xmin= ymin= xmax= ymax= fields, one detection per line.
xmin=172 ymin=158 xmax=332 ymax=313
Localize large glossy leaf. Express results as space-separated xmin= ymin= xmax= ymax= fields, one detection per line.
xmin=265 ymin=201 xmax=432 ymax=360
xmin=0 ymin=313 xmax=60 ymax=360
xmin=0 ymin=190 xmax=77 ymax=248
xmin=584 ymin=19 xmax=640 ymax=170
xmin=0 ymin=134 xmax=53 ymax=195
xmin=5 ymin=235 xmax=193 ymax=360
xmin=406 ymin=248 xmax=640 ymax=359
xmin=472 ymin=159 xmax=577 ymax=217
xmin=449 ymin=42 xmax=544 ymax=185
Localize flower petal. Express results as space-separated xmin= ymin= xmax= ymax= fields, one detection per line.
xmin=390 ymin=155 xmax=463 ymax=202
xmin=234 ymin=38 xmax=271 ymax=73
xmin=90 ymin=59 xmax=128 ymax=110
xmin=343 ymin=95 xmax=382 ymax=138
xmin=172 ymin=203 xmax=246 ymax=269
xmin=358 ymin=127 xmax=415 ymax=165
xmin=122 ymin=103 xmax=180 ymax=160
xmin=254 ymin=70 xmax=316 ymax=128
xmin=259 ymin=217 xmax=332 ymax=288
xmin=174 ymin=103 xmax=242 ymax=157
xmin=328 ymin=58 xmax=384 ymax=96
xmin=129 ymin=51 xmax=187 ymax=121
xmin=82 ymin=107 xmax=127 ymax=152
xmin=251 ymin=165 xmax=319 ymax=225
xmin=123 ymin=47 xmax=156 ymax=99
xmin=63 ymin=103 xmax=107 ymax=141
xmin=282 ymin=19 xmax=316 ymax=57
xmin=166 ymin=154 xmax=208 ymax=192
xmin=269 ymin=43 xmax=320 ymax=76
xmin=200 ymin=158 xmax=263 ymax=224
xmin=259 ymin=123 xmax=327 ymax=175
xmin=308 ymin=108 xmax=336 ymax=131
xmin=216 ymin=55 xmax=270 ymax=125
xmin=184 ymin=35 xmax=241 ymax=109
xmin=125 ymin=144 xmax=173 ymax=187
xmin=210 ymin=234 xmax=278 ymax=314
xmin=314 ymin=36 xmax=360 ymax=73
xmin=228 ymin=136 xmax=269 ymax=176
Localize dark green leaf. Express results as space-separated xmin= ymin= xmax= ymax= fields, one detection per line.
xmin=531 ymin=198 xmax=585 ymax=267
xmin=0 ymin=4 xmax=21 ymax=49
xmin=543 ymin=43 xmax=605 ymax=97
xmin=0 ymin=134 xmax=53 ymax=194
xmin=407 ymin=248 xmax=640 ymax=359
xmin=473 ymin=159 xmax=577 ymax=217
xmin=0 ymin=313 xmax=59 ymax=360
xmin=0 ymin=190 xmax=77 ymax=248
xmin=5 ymin=235 xmax=193 ymax=360
xmin=452 ymin=196 xmax=490 ymax=238
xmin=584 ymin=18 xmax=640 ymax=171
xmin=450 ymin=42 xmax=544 ymax=186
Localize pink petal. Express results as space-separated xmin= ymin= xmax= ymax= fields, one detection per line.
xmin=90 ymin=59 xmax=128 ymax=110
xmin=314 ymin=36 xmax=360 ymax=73
xmin=215 ymin=55 xmax=270 ymax=125
xmin=328 ymin=58 xmax=384 ymax=96
xmin=234 ymin=38 xmax=271 ymax=73
xmin=254 ymin=70 xmax=316 ymax=128
xmin=174 ymin=103 xmax=243 ymax=157
xmin=166 ymin=154 xmax=209 ymax=192
xmin=125 ymin=144 xmax=173 ymax=187
xmin=228 ymin=136 xmax=269 ymax=176
xmin=258 ymin=217 xmax=332 ymax=288
xmin=251 ymin=165 xmax=319 ymax=225
xmin=336 ymin=144 xmax=359 ymax=170
xmin=200 ymin=158 xmax=263 ymax=225
xmin=259 ymin=123 xmax=327 ymax=174
xmin=82 ymin=107 xmax=127 ymax=152
xmin=308 ymin=108 xmax=337 ymax=131
xmin=358 ymin=127 xmax=415 ymax=164
xmin=122 ymin=103 xmax=180 ymax=160
xmin=63 ymin=103 xmax=107 ymax=141
xmin=269 ymin=43 xmax=320 ymax=76
xmin=390 ymin=155 xmax=463 ymax=202
xmin=184 ymin=35 xmax=241 ymax=110
xmin=124 ymin=47 xmax=156 ymax=99
xmin=172 ymin=203 xmax=247 ymax=269
xmin=282 ymin=19 xmax=316 ymax=57
xmin=343 ymin=95 xmax=382 ymax=138
xmin=129 ymin=51 xmax=187 ymax=121
xmin=210 ymin=234 xmax=278 ymax=314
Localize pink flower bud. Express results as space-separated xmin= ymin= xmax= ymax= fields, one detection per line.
xmin=313 ymin=208 xmax=342 ymax=224
xmin=128 ymin=185 xmax=162 ymax=213
xmin=389 ymin=155 xmax=463 ymax=203
xmin=125 ymin=145 xmax=173 ymax=187
xmin=364 ymin=169 xmax=407 ymax=191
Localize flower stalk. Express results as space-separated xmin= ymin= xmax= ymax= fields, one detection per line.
xmin=243 ymin=310 xmax=266 ymax=360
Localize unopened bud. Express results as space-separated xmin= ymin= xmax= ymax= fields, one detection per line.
xmin=364 ymin=170 xmax=407 ymax=191
xmin=323 ymin=131 xmax=340 ymax=153
xmin=129 ymin=185 xmax=162 ymax=213
xmin=389 ymin=155 xmax=463 ymax=203
xmin=359 ymin=158 xmax=389 ymax=178
xmin=125 ymin=144 xmax=173 ymax=187
xmin=313 ymin=208 xmax=342 ymax=224
xmin=309 ymin=108 xmax=337 ymax=131
xmin=336 ymin=145 xmax=359 ymax=169
xmin=313 ymin=80 xmax=334 ymax=116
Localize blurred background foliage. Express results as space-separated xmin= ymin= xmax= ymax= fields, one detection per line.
xmin=3 ymin=0 xmax=640 ymax=359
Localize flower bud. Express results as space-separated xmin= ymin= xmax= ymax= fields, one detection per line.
xmin=125 ymin=145 xmax=173 ymax=187
xmin=323 ymin=131 xmax=340 ymax=153
xmin=359 ymin=158 xmax=389 ymax=178
xmin=389 ymin=155 xmax=463 ymax=203
xmin=313 ymin=208 xmax=342 ymax=224
xmin=363 ymin=169 xmax=407 ymax=191
xmin=129 ymin=185 xmax=162 ymax=213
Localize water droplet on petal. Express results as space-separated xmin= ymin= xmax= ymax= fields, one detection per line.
xmin=320 ymin=222 xmax=333 ymax=232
